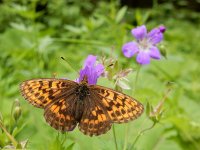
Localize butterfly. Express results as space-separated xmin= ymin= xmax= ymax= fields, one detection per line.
xmin=20 ymin=76 xmax=144 ymax=136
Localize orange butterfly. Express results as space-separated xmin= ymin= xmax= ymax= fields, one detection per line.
xmin=20 ymin=76 xmax=143 ymax=136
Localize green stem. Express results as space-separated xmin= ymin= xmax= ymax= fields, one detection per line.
xmin=52 ymin=38 xmax=107 ymax=46
xmin=129 ymin=122 xmax=156 ymax=150
xmin=0 ymin=122 xmax=19 ymax=147
xmin=153 ymin=64 xmax=178 ymax=84
xmin=123 ymin=65 xmax=141 ymax=150
xmin=122 ymin=123 xmax=129 ymax=150
xmin=112 ymin=125 xmax=118 ymax=150
xmin=134 ymin=65 xmax=141 ymax=91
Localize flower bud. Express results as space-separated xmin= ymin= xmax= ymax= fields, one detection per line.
xmin=146 ymin=101 xmax=164 ymax=123
xmin=12 ymin=99 xmax=21 ymax=122
xmin=13 ymin=106 xmax=21 ymax=122
xmin=160 ymin=44 xmax=167 ymax=58
xmin=159 ymin=25 xmax=166 ymax=33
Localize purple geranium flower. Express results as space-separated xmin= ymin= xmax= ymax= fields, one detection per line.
xmin=122 ymin=25 xmax=166 ymax=65
xmin=77 ymin=55 xmax=104 ymax=85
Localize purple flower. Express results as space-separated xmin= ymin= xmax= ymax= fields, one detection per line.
xmin=77 ymin=55 xmax=104 ymax=85
xmin=122 ymin=25 xmax=166 ymax=65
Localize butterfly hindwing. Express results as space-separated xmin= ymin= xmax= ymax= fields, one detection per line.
xmin=90 ymin=85 xmax=144 ymax=123
xmin=20 ymin=78 xmax=78 ymax=108
xmin=44 ymin=94 xmax=78 ymax=132
xmin=78 ymin=95 xmax=112 ymax=136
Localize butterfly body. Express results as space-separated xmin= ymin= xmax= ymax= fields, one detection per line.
xmin=20 ymin=78 xmax=144 ymax=136
xmin=75 ymin=83 xmax=90 ymax=101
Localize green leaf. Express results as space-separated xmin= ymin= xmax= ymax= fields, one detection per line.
xmin=16 ymin=143 xmax=22 ymax=149
xmin=66 ymin=142 xmax=75 ymax=150
xmin=115 ymin=6 xmax=127 ymax=23
xmin=146 ymin=101 xmax=151 ymax=116
xmin=117 ymin=79 xmax=131 ymax=90
xmin=0 ymin=112 xmax=3 ymax=122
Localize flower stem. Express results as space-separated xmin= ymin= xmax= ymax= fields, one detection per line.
xmin=122 ymin=123 xmax=129 ymax=150
xmin=0 ymin=122 xmax=19 ymax=148
xmin=134 ymin=65 xmax=141 ymax=91
xmin=123 ymin=65 xmax=141 ymax=150
xmin=129 ymin=122 xmax=156 ymax=150
xmin=112 ymin=125 xmax=118 ymax=150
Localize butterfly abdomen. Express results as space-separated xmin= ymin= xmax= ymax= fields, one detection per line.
xmin=74 ymin=101 xmax=84 ymax=121
xmin=74 ymin=84 xmax=90 ymax=121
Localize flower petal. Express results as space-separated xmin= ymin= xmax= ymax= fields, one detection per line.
xmin=77 ymin=55 xmax=104 ymax=85
xmin=88 ymin=71 xmax=97 ymax=85
xmin=131 ymin=25 xmax=147 ymax=40
xmin=136 ymin=51 xmax=151 ymax=65
xmin=78 ymin=66 xmax=89 ymax=83
xmin=149 ymin=46 xmax=161 ymax=59
xmin=95 ymin=64 xmax=104 ymax=76
xmin=122 ymin=42 xmax=139 ymax=58
xmin=147 ymin=27 xmax=163 ymax=45
xmin=84 ymin=55 xmax=96 ymax=67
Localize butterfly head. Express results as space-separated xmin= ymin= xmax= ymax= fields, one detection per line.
xmin=80 ymin=75 xmax=89 ymax=85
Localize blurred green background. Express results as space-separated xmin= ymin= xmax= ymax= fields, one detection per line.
xmin=0 ymin=0 xmax=200 ymax=150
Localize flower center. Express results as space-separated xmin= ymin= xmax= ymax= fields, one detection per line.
xmin=138 ymin=38 xmax=152 ymax=52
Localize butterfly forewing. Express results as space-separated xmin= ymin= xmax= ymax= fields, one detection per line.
xmin=20 ymin=78 xmax=80 ymax=132
xmin=90 ymin=85 xmax=144 ymax=123
xmin=20 ymin=79 xmax=78 ymax=108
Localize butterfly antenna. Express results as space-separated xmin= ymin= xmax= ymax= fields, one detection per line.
xmin=61 ymin=57 xmax=79 ymax=75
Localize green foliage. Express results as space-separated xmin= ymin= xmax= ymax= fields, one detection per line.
xmin=0 ymin=0 xmax=200 ymax=150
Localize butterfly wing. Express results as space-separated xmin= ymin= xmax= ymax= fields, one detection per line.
xmin=44 ymin=94 xmax=78 ymax=132
xmin=90 ymin=85 xmax=144 ymax=123
xmin=20 ymin=78 xmax=78 ymax=108
xmin=20 ymin=78 xmax=79 ymax=132
xmin=78 ymin=94 xmax=112 ymax=136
